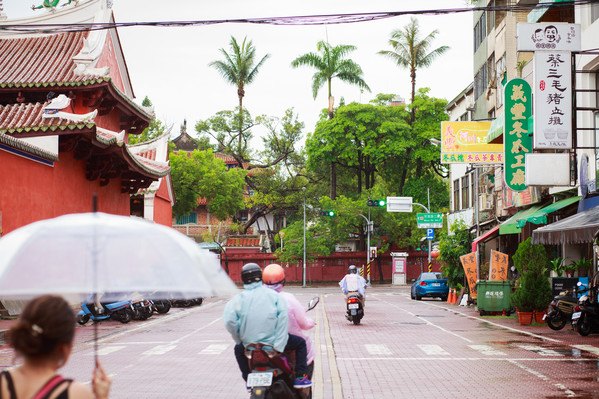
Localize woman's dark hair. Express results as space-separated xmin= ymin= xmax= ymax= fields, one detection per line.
xmin=6 ymin=295 xmax=75 ymax=358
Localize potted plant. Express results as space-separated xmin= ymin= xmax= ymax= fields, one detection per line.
xmin=548 ymin=257 xmax=566 ymax=278
xmin=510 ymin=238 xmax=552 ymax=325
xmin=569 ymin=258 xmax=591 ymax=277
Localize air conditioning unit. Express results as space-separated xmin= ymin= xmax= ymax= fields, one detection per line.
xmin=479 ymin=194 xmax=492 ymax=211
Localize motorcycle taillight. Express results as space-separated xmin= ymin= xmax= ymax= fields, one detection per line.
xmin=348 ymin=298 xmax=358 ymax=304
xmin=550 ymin=301 xmax=556 ymax=307
xmin=574 ymin=306 xmax=581 ymax=312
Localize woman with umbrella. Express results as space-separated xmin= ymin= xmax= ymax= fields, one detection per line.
xmin=1 ymin=295 xmax=111 ymax=399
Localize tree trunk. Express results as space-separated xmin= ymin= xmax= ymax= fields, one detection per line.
xmin=238 ymin=88 xmax=244 ymax=165
xmin=330 ymin=162 xmax=337 ymax=199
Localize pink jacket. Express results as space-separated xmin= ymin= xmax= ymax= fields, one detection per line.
xmin=280 ymin=291 xmax=316 ymax=365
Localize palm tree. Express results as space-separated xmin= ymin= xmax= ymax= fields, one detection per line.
xmin=378 ymin=17 xmax=449 ymax=114
xmin=291 ymin=40 xmax=370 ymax=199
xmin=378 ymin=18 xmax=449 ymax=194
xmin=210 ymin=36 xmax=270 ymax=154
xmin=292 ymin=41 xmax=370 ymax=119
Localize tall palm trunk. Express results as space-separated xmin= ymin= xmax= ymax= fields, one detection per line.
xmin=237 ymin=87 xmax=244 ymax=167
xmin=328 ymin=80 xmax=337 ymax=199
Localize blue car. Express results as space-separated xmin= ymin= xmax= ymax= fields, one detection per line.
xmin=411 ymin=272 xmax=449 ymax=301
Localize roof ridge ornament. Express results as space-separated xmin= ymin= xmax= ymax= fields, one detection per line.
xmin=42 ymin=95 xmax=98 ymax=123
xmin=32 ymin=0 xmax=77 ymax=11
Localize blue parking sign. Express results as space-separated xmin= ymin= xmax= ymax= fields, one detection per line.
xmin=426 ymin=228 xmax=434 ymax=240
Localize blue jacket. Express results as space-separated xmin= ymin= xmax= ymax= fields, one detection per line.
xmin=223 ymin=281 xmax=289 ymax=352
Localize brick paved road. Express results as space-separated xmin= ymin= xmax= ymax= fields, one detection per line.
xmin=2 ymin=285 xmax=599 ymax=398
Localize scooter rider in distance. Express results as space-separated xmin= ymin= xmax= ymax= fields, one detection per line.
xmin=222 ymin=263 xmax=312 ymax=389
xmin=339 ymin=265 xmax=367 ymax=307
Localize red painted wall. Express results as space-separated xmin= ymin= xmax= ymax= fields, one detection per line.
xmin=153 ymin=178 xmax=172 ymax=227
xmin=0 ymin=149 xmax=130 ymax=236
xmin=96 ymin=31 xmax=126 ymax=93
xmin=220 ymin=251 xmax=442 ymax=284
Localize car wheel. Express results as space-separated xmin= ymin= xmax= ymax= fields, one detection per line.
xmin=411 ymin=289 xmax=415 ymax=300
xmin=415 ymin=292 xmax=422 ymax=300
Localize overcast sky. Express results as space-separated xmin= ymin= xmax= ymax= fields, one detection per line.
xmin=4 ymin=0 xmax=474 ymax=145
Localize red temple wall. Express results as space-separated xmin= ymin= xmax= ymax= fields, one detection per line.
xmin=153 ymin=179 xmax=172 ymax=227
xmin=0 ymin=149 xmax=130 ymax=235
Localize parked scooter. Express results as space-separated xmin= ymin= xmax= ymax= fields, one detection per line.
xmin=245 ymin=297 xmax=319 ymax=399
xmin=131 ymin=298 xmax=153 ymax=320
xmin=151 ymin=299 xmax=172 ymax=314
xmin=77 ymin=296 xmax=134 ymax=325
xmin=572 ymin=284 xmax=599 ymax=336
xmin=346 ymin=293 xmax=364 ymax=325
xmin=544 ymin=283 xmax=587 ymax=330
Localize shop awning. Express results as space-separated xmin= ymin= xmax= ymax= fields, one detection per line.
xmin=471 ymin=225 xmax=500 ymax=252
xmin=532 ymin=205 xmax=599 ymax=245
xmin=515 ymin=196 xmax=580 ymax=228
xmin=499 ymin=205 xmax=545 ymax=235
xmin=487 ymin=117 xmax=504 ymax=144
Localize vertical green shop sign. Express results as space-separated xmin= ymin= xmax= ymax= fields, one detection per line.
xmin=504 ymin=79 xmax=532 ymax=192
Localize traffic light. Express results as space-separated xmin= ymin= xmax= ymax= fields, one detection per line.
xmin=320 ymin=210 xmax=336 ymax=217
xmin=367 ymin=199 xmax=386 ymax=207
xmin=370 ymin=247 xmax=377 ymax=259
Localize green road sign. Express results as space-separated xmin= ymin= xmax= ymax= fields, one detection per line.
xmin=504 ymin=78 xmax=532 ymax=192
xmin=417 ymin=213 xmax=443 ymax=228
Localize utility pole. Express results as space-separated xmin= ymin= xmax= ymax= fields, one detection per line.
xmin=357 ymin=213 xmax=373 ymax=285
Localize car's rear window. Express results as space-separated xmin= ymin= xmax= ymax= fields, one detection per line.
xmin=421 ymin=273 xmax=443 ymax=280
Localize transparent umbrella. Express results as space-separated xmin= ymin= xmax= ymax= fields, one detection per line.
xmin=0 ymin=212 xmax=238 ymax=301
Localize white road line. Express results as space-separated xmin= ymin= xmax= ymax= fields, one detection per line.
xmin=199 ymin=344 xmax=229 ymax=355
xmin=417 ymin=344 xmax=449 ymax=356
xmin=571 ymin=344 xmax=599 ymax=356
xmin=365 ymin=344 xmax=392 ymax=355
xmin=336 ymin=357 xmax=598 ymax=362
xmin=508 ymin=359 xmax=575 ymax=397
xmin=142 ymin=344 xmax=176 ymax=355
xmin=378 ymin=298 xmax=473 ymax=343
xmin=426 ymin=302 xmax=562 ymax=343
xmin=518 ymin=345 xmax=563 ymax=356
xmin=469 ymin=345 xmax=506 ymax=356
xmin=92 ymin=346 xmax=126 ymax=356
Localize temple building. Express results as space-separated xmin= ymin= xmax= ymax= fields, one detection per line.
xmin=0 ymin=0 xmax=172 ymax=235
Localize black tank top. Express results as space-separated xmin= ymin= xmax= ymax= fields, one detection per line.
xmin=0 ymin=371 xmax=72 ymax=399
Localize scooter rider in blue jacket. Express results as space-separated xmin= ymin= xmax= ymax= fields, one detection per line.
xmin=223 ymin=263 xmax=312 ymax=388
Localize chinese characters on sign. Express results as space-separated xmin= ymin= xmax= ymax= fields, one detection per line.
xmin=504 ymin=79 xmax=532 ymax=192
xmin=534 ymin=51 xmax=572 ymax=149
xmin=460 ymin=252 xmax=478 ymax=299
xmin=489 ymin=250 xmax=509 ymax=281
xmin=440 ymin=122 xmax=503 ymax=164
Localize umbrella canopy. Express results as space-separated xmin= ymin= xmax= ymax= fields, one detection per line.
xmin=0 ymin=212 xmax=238 ymax=301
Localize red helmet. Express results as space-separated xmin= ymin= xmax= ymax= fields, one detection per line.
xmin=263 ymin=264 xmax=285 ymax=285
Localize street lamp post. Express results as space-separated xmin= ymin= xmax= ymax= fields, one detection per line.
xmin=412 ymin=202 xmax=432 ymax=265
xmin=302 ymin=187 xmax=306 ymax=288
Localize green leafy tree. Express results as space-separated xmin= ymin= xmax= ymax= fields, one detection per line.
xmin=169 ymin=149 xmax=246 ymax=220
xmin=129 ymin=97 xmax=168 ymax=145
xmin=291 ymin=40 xmax=370 ymax=199
xmin=209 ymin=36 xmax=270 ymax=154
xmin=438 ymin=221 xmax=471 ymax=289
xmin=275 ymin=220 xmax=334 ymax=264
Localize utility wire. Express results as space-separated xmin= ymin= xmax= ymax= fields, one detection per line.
xmin=0 ymin=0 xmax=596 ymax=34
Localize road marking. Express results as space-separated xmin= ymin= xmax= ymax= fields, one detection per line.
xmin=199 ymin=344 xmax=229 ymax=355
xmin=377 ymin=298 xmax=473 ymax=343
xmin=313 ymin=298 xmax=323 ymax=399
xmin=469 ymin=345 xmax=506 ymax=356
xmin=426 ymin=302 xmax=562 ymax=343
xmin=518 ymin=345 xmax=563 ymax=356
xmin=93 ymin=346 xmax=125 ymax=356
xmin=142 ymin=344 xmax=176 ymax=355
xmin=365 ymin=344 xmax=392 ymax=355
xmin=508 ymin=359 xmax=575 ymax=397
xmin=321 ymin=295 xmax=343 ymax=399
xmin=417 ymin=344 xmax=449 ymax=356
xmin=572 ymin=344 xmax=599 ymax=356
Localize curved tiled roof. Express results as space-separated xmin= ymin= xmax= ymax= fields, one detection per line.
xmin=0 ymin=102 xmax=94 ymax=134
xmin=0 ymin=31 xmax=101 ymax=87
xmin=0 ymin=131 xmax=58 ymax=161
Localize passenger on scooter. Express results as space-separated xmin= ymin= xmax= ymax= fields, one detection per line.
xmin=339 ymin=265 xmax=367 ymax=306
xmin=263 ymin=264 xmax=316 ymax=371
xmin=223 ymin=263 xmax=312 ymax=389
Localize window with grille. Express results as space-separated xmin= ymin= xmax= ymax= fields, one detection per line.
xmin=453 ymin=179 xmax=460 ymax=211
xmin=176 ymin=212 xmax=197 ymax=224
xmin=461 ymin=176 xmax=470 ymax=209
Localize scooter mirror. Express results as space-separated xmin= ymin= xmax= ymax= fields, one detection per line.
xmin=577 ymin=282 xmax=583 ymax=287
xmin=307 ymin=296 xmax=320 ymax=311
